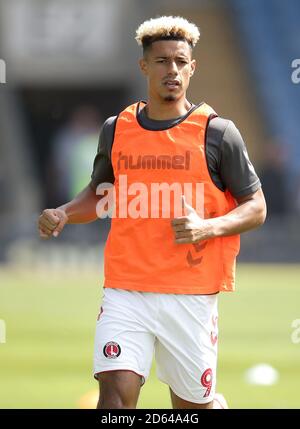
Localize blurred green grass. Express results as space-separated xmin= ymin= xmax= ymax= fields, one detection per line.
xmin=0 ymin=264 xmax=300 ymax=408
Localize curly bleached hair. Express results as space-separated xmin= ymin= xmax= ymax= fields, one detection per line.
xmin=135 ymin=16 xmax=200 ymax=51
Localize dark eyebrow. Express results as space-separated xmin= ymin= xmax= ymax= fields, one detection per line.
xmin=154 ymin=55 xmax=189 ymax=60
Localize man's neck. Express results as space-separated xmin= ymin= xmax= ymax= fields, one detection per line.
xmin=144 ymin=96 xmax=192 ymax=121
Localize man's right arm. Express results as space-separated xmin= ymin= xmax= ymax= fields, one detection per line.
xmin=38 ymin=116 xmax=117 ymax=239
xmin=38 ymin=183 xmax=102 ymax=238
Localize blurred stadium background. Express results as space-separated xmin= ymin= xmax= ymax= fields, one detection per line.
xmin=0 ymin=0 xmax=300 ymax=409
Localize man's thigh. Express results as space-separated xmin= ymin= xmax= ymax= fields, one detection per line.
xmin=97 ymin=370 xmax=142 ymax=409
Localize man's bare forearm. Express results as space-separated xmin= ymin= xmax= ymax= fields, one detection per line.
xmin=172 ymin=189 xmax=266 ymax=244
xmin=58 ymin=183 xmax=100 ymax=224
xmin=209 ymin=189 xmax=267 ymax=238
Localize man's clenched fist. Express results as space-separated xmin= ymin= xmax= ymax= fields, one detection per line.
xmin=38 ymin=208 xmax=68 ymax=239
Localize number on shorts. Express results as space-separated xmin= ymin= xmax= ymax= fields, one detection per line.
xmin=201 ymin=368 xmax=213 ymax=397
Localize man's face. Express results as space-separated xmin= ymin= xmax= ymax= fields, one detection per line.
xmin=139 ymin=40 xmax=196 ymax=102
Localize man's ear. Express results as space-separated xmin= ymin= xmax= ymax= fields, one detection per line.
xmin=190 ymin=59 xmax=196 ymax=77
xmin=139 ymin=57 xmax=148 ymax=76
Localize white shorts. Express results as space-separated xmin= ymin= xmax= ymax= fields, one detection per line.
xmin=94 ymin=288 xmax=218 ymax=404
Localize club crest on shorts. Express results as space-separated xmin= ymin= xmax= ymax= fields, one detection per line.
xmin=103 ymin=341 xmax=121 ymax=359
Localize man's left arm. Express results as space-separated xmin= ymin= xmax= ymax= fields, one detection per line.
xmin=172 ymin=189 xmax=266 ymax=243
xmin=171 ymin=119 xmax=267 ymax=243
xmin=207 ymin=188 xmax=266 ymax=238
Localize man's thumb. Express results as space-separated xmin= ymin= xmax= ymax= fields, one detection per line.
xmin=181 ymin=195 xmax=195 ymax=215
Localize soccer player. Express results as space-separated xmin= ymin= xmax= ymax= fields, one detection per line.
xmin=38 ymin=16 xmax=267 ymax=409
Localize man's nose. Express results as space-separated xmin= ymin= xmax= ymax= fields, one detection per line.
xmin=167 ymin=60 xmax=179 ymax=75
